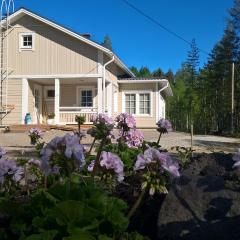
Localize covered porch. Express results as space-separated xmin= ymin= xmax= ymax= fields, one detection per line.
xmin=21 ymin=75 xmax=114 ymax=125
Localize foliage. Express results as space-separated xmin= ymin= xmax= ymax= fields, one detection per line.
xmin=101 ymin=35 xmax=113 ymax=50
xmin=47 ymin=113 xmax=55 ymax=119
xmin=171 ymin=146 xmax=194 ymax=168
xmin=0 ymin=114 xmax=180 ymax=239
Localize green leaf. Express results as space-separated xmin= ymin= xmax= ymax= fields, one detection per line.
xmin=63 ymin=228 xmax=95 ymax=240
xmin=24 ymin=230 xmax=57 ymax=240
xmin=98 ymin=235 xmax=112 ymax=240
xmin=51 ymin=200 xmax=100 ymax=226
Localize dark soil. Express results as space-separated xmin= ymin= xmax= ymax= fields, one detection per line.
xmin=158 ymin=153 xmax=240 ymax=240
xmin=116 ymin=153 xmax=240 ymax=240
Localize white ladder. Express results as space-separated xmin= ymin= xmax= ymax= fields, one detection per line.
xmin=0 ymin=0 xmax=14 ymax=124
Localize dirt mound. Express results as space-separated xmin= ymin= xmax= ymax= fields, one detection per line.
xmin=158 ymin=153 xmax=240 ymax=240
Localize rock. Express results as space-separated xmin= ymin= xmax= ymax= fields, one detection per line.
xmin=158 ymin=153 xmax=240 ymax=240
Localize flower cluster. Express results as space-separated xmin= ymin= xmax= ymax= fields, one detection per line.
xmin=88 ymin=151 xmax=124 ymax=182
xmin=88 ymin=113 xmax=115 ymax=140
xmin=134 ymin=147 xmax=180 ymax=195
xmin=0 ymin=147 xmax=6 ymax=159
xmin=124 ymin=129 xmax=144 ymax=149
xmin=0 ymin=158 xmax=23 ymax=185
xmin=40 ymin=134 xmax=85 ymax=176
xmin=135 ymin=147 xmax=180 ymax=177
xmin=156 ymin=118 xmax=172 ymax=134
xmin=28 ymin=158 xmax=41 ymax=167
xmin=233 ymin=149 xmax=240 ymax=169
xmin=29 ymin=128 xmax=44 ymax=145
xmin=116 ymin=113 xmax=144 ymax=149
xmin=116 ymin=113 xmax=136 ymax=131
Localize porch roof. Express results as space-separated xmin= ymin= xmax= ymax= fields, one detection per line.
xmin=118 ymin=78 xmax=173 ymax=96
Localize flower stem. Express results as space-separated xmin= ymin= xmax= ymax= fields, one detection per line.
xmin=44 ymin=175 xmax=48 ymax=189
xmin=157 ymin=132 xmax=162 ymax=145
xmin=92 ymin=139 xmax=105 ymax=173
xmin=127 ymin=188 xmax=146 ymax=219
xmin=87 ymin=137 xmax=96 ymax=156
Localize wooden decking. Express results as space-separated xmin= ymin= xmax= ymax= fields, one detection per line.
xmin=7 ymin=124 xmax=92 ymax=133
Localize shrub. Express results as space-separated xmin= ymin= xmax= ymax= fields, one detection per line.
xmin=0 ymin=114 xmax=179 ymax=239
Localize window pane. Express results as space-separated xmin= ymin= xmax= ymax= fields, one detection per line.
xmin=125 ymin=94 xmax=136 ymax=114
xmin=139 ymin=93 xmax=150 ymax=114
xmin=47 ymin=90 xmax=55 ymax=98
xmin=81 ymin=90 xmax=93 ymax=107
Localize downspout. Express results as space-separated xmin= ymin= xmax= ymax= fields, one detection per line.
xmin=103 ymin=54 xmax=115 ymax=113
xmin=158 ymin=82 xmax=169 ymax=119
xmin=159 ymin=82 xmax=169 ymax=94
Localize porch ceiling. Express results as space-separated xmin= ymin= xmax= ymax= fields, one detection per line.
xmin=29 ymin=78 xmax=98 ymax=85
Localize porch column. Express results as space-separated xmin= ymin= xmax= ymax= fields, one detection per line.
xmin=54 ymin=78 xmax=60 ymax=124
xmin=97 ymin=77 xmax=103 ymax=113
xmin=97 ymin=50 xmax=103 ymax=113
xmin=106 ymin=82 xmax=113 ymax=116
xmin=21 ymin=78 xmax=29 ymax=124
xmin=155 ymin=83 xmax=159 ymax=122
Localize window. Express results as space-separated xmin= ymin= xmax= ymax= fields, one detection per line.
xmin=19 ymin=33 xmax=34 ymax=50
xmin=47 ymin=89 xmax=55 ymax=98
xmin=124 ymin=92 xmax=151 ymax=116
xmin=125 ymin=94 xmax=136 ymax=114
xmin=44 ymin=87 xmax=55 ymax=100
xmin=139 ymin=93 xmax=150 ymax=114
xmin=81 ymin=90 xmax=93 ymax=107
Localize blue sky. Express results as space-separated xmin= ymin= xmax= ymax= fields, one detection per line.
xmin=14 ymin=0 xmax=233 ymax=73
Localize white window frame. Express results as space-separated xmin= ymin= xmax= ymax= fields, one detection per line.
xmin=44 ymin=86 xmax=55 ymax=101
xmin=124 ymin=93 xmax=137 ymax=115
xmin=122 ymin=90 xmax=152 ymax=117
xmin=76 ymin=86 xmax=95 ymax=108
xmin=19 ymin=32 xmax=35 ymax=51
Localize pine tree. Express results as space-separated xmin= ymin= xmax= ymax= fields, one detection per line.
xmin=102 ymin=35 xmax=113 ymax=50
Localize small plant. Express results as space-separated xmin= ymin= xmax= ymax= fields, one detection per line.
xmin=171 ymin=146 xmax=194 ymax=167
xmin=156 ymin=118 xmax=172 ymax=145
xmin=75 ymin=115 xmax=86 ymax=138
xmin=29 ymin=128 xmax=44 ymax=145
xmin=47 ymin=112 xmax=55 ymax=119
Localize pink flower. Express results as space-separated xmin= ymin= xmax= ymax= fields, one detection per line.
xmin=100 ymin=152 xmax=124 ymax=181
xmin=134 ymin=147 xmax=180 ymax=177
xmin=156 ymin=119 xmax=172 ymax=134
xmin=116 ymin=113 xmax=136 ymax=130
xmin=123 ymin=129 xmax=144 ymax=148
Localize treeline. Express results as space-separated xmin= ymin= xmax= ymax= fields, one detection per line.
xmin=130 ymin=0 xmax=240 ymax=135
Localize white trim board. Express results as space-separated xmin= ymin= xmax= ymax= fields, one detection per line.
xmin=9 ymin=73 xmax=102 ymax=79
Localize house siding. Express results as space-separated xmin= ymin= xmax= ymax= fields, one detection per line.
xmin=7 ymin=15 xmax=98 ymax=76
xmin=1 ymin=79 xmax=22 ymax=125
xmin=118 ymin=83 xmax=157 ymax=128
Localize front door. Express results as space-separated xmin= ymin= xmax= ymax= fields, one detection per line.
xmin=34 ymin=84 xmax=42 ymax=124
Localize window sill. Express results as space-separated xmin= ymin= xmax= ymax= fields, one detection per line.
xmin=131 ymin=114 xmax=152 ymax=117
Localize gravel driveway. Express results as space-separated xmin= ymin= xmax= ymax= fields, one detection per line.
xmin=0 ymin=130 xmax=239 ymax=157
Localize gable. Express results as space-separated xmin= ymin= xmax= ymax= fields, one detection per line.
xmin=7 ymin=14 xmax=98 ymax=75
xmin=5 ymin=8 xmax=134 ymax=77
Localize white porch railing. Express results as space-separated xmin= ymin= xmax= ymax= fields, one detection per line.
xmin=59 ymin=107 xmax=97 ymax=124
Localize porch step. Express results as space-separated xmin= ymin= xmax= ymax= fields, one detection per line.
xmin=8 ymin=124 xmax=92 ymax=133
xmin=8 ymin=124 xmax=52 ymax=133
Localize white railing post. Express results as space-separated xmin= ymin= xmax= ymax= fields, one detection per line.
xmin=54 ymin=78 xmax=60 ymax=124
xmin=21 ymin=78 xmax=28 ymax=124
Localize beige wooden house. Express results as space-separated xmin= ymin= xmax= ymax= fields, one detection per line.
xmin=0 ymin=8 xmax=172 ymax=128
